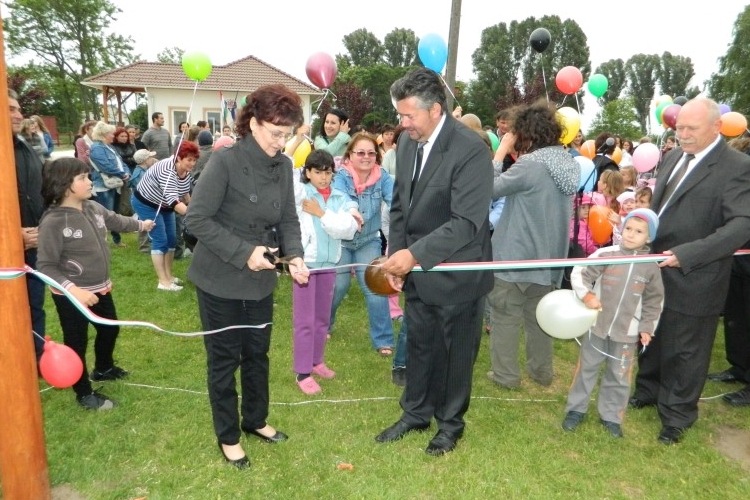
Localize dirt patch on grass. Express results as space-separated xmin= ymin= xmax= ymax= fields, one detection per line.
xmin=713 ymin=425 xmax=750 ymax=471
xmin=52 ymin=484 xmax=87 ymax=500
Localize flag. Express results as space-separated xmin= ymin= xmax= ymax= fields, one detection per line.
xmin=219 ymin=91 xmax=235 ymax=131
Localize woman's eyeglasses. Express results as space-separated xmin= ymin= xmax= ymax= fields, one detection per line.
xmin=262 ymin=123 xmax=293 ymax=141
xmin=352 ymin=150 xmax=377 ymax=158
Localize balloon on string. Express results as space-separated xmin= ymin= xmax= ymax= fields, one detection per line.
xmin=240 ymin=95 xmax=247 ymax=107
xmin=654 ymin=101 xmax=671 ymax=125
xmin=39 ymin=336 xmax=83 ymax=388
xmin=575 ymin=156 xmax=596 ymax=191
xmin=213 ymin=135 xmax=234 ymax=151
xmin=718 ymin=103 xmax=732 ymax=115
xmin=555 ymin=66 xmax=583 ymax=95
xmin=673 ymin=96 xmax=688 ymax=106
xmin=588 ymin=205 xmax=613 ymax=245
xmin=720 ymin=111 xmax=748 ymax=137
xmin=587 ymin=74 xmax=608 ymax=98
xmin=364 ymin=256 xmax=397 ymax=295
xmin=655 ymin=95 xmax=673 ymax=107
xmin=612 ymin=146 xmax=622 ymax=165
xmin=632 ymin=142 xmax=660 ymax=173
xmin=580 ymin=139 xmax=596 ymax=159
xmin=557 ymin=107 xmax=581 ymax=144
xmin=529 ymin=28 xmax=551 ymax=53
xmin=418 ymin=33 xmax=448 ymax=73
xmin=181 ymin=52 xmax=212 ymax=82
xmin=486 ymin=131 xmax=500 ymax=152
xmin=536 ymin=289 xmax=598 ymax=340
xmin=305 ymin=52 xmax=338 ymax=88
xmin=661 ymin=104 xmax=682 ymax=129
xmin=285 ymin=138 xmax=312 ymax=168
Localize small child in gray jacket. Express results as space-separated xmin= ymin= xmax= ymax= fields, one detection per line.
xmin=562 ymin=208 xmax=664 ymax=438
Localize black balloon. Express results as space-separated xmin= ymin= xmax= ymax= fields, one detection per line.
xmin=529 ymin=28 xmax=551 ymax=53
xmin=673 ymin=96 xmax=688 ymax=105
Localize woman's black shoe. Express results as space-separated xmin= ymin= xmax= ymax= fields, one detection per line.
xmin=244 ymin=428 xmax=289 ymax=444
xmin=217 ymin=441 xmax=249 ymax=469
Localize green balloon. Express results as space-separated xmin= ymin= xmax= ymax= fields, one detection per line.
xmin=654 ymin=102 xmax=670 ymax=125
xmin=487 ymin=131 xmax=499 ymax=152
xmin=181 ymin=52 xmax=212 ymax=82
xmin=587 ymin=74 xmax=608 ymax=98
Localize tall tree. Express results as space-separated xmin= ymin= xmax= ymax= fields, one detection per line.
xmin=341 ymin=28 xmax=385 ymax=67
xmin=658 ymin=51 xmax=696 ymax=99
xmin=383 ymin=28 xmax=418 ymax=67
xmin=157 ymin=47 xmax=185 ymax=64
xmin=594 ymin=59 xmax=627 ymax=104
xmin=5 ymin=0 xmax=136 ymax=131
xmin=469 ymin=15 xmax=590 ymax=125
xmin=587 ymin=96 xmax=642 ymax=140
xmin=626 ymin=54 xmax=661 ymax=133
xmin=7 ymin=64 xmax=54 ymax=117
xmin=708 ymin=5 xmax=750 ymax=115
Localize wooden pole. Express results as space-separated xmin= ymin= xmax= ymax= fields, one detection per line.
xmin=0 ymin=13 xmax=52 ymax=500
xmin=445 ymin=0 xmax=462 ymax=111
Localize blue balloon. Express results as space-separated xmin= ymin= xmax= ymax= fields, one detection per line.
xmin=418 ymin=33 xmax=448 ymax=74
xmin=575 ymin=155 xmax=596 ymax=192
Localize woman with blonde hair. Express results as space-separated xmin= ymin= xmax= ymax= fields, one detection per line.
xmin=30 ymin=115 xmax=54 ymax=159
xmin=20 ymin=118 xmax=47 ymax=164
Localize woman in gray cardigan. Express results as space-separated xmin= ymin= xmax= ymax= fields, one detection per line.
xmin=186 ymin=85 xmax=309 ymax=469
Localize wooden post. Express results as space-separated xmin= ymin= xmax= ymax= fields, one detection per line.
xmin=0 ymin=14 xmax=52 ymax=500
xmin=445 ymin=0 xmax=462 ymax=111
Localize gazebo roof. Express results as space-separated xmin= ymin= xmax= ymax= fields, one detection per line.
xmin=82 ymin=55 xmax=321 ymax=95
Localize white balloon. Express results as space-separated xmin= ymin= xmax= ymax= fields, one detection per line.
xmin=536 ymin=289 xmax=598 ymax=340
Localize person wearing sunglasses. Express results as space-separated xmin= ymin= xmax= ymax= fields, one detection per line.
xmin=329 ymin=132 xmax=395 ymax=357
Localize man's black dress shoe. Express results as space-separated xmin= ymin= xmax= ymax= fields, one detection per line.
xmin=628 ymin=397 xmax=654 ymax=409
xmin=657 ymin=426 xmax=686 ymax=445
xmin=722 ymin=386 xmax=750 ymax=406
xmin=243 ymin=428 xmax=289 ymax=443
xmin=425 ymin=429 xmax=463 ymax=456
xmin=218 ymin=441 xmax=250 ymax=469
xmin=707 ymin=370 xmax=740 ymax=383
xmin=375 ymin=420 xmax=429 ymax=443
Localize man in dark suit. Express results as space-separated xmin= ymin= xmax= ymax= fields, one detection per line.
xmin=375 ymin=68 xmax=494 ymax=456
xmin=630 ymin=98 xmax=750 ymax=444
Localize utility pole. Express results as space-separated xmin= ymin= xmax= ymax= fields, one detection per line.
xmin=446 ymin=0 xmax=462 ymax=111
xmin=0 ymin=13 xmax=52 ymax=500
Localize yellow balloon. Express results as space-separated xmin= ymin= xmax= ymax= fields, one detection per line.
xmin=557 ymin=107 xmax=581 ymax=145
xmin=612 ymin=146 xmax=622 ymax=165
xmin=292 ymin=139 xmax=312 ymax=168
xmin=285 ymin=138 xmax=312 ymax=168
xmin=655 ymin=95 xmax=673 ymax=107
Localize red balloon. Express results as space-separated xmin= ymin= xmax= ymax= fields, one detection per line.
xmin=588 ymin=205 xmax=613 ymax=245
xmin=555 ymin=66 xmax=583 ymax=95
xmin=39 ymin=336 xmax=83 ymax=388
xmin=662 ymin=104 xmax=682 ymax=129
xmin=305 ymin=52 xmax=337 ymax=89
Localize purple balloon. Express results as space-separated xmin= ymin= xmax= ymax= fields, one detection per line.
xmin=719 ymin=103 xmax=731 ymax=115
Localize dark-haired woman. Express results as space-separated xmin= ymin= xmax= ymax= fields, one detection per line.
xmin=186 ymin=84 xmax=309 ymax=469
xmin=313 ymin=108 xmax=350 ymax=157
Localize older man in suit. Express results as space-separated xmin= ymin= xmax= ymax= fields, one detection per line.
xmin=375 ymin=68 xmax=494 ymax=456
xmin=630 ymin=98 xmax=750 ymax=444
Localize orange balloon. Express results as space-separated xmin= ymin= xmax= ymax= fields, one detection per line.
xmin=612 ymin=146 xmax=622 ymax=165
xmin=588 ymin=205 xmax=613 ymax=245
xmin=720 ymin=111 xmax=748 ymax=137
xmin=580 ymin=139 xmax=596 ymax=159
xmin=364 ymin=256 xmax=397 ymax=295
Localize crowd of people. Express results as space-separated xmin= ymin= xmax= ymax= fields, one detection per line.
xmin=10 ymin=72 xmax=750 ymax=469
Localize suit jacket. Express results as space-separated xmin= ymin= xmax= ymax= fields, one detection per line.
xmin=389 ymin=116 xmax=494 ymax=306
xmin=652 ymin=142 xmax=750 ymax=315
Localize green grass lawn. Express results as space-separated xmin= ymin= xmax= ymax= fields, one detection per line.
xmin=28 ymin=232 xmax=750 ymax=499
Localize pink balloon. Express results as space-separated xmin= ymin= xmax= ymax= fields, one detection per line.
xmin=662 ymin=104 xmax=682 ymax=129
xmin=555 ymin=66 xmax=583 ymax=95
xmin=305 ymin=52 xmax=338 ymax=89
xmin=213 ymin=135 xmax=234 ymax=151
xmin=39 ymin=337 xmax=83 ymax=388
xmin=632 ymin=142 xmax=660 ymax=173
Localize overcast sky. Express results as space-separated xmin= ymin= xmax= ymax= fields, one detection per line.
xmin=6 ymin=1 xmax=748 ymax=129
